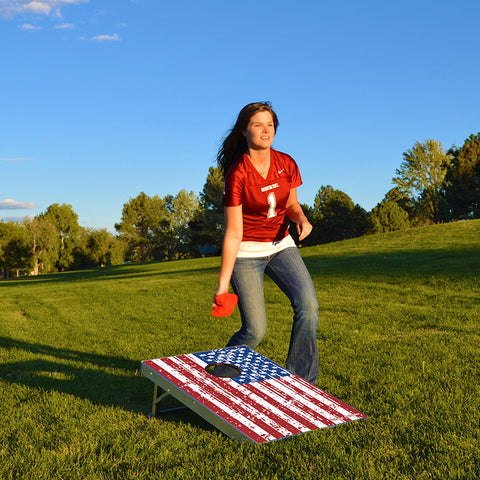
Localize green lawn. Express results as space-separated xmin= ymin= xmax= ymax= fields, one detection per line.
xmin=1 ymin=220 xmax=479 ymax=479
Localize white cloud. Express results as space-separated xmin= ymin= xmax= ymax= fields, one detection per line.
xmin=0 ymin=199 xmax=35 ymax=210
xmin=90 ymin=33 xmax=120 ymax=42
xmin=0 ymin=0 xmax=89 ymax=18
xmin=25 ymin=1 xmax=52 ymax=14
xmin=20 ymin=23 xmax=41 ymax=29
xmin=54 ymin=22 xmax=74 ymax=29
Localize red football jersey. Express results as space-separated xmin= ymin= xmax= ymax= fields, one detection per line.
xmin=223 ymin=149 xmax=302 ymax=242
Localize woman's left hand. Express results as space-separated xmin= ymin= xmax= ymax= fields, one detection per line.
xmin=297 ymin=218 xmax=313 ymax=241
xmin=286 ymin=189 xmax=313 ymax=241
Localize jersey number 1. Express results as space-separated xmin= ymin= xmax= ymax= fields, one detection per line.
xmin=267 ymin=192 xmax=277 ymax=218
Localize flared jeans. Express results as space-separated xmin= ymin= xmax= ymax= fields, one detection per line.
xmin=227 ymin=246 xmax=319 ymax=384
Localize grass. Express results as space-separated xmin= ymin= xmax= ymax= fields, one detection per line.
xmin=1 ymin=220 xmax=479 ymax=479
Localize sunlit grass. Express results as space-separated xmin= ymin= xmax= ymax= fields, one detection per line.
xmin=0 ymin=220 xmax=479 ymax=479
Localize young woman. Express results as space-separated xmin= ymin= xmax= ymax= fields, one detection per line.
xmin=213 ymin=102 xmax=319 ymax=384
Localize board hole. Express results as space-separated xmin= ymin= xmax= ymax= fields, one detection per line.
xmin=205 ymin=363 xmax=241 ymax=378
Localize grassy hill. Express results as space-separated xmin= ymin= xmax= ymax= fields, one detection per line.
xmin=1 ymin=220 xmax=479 ymax=479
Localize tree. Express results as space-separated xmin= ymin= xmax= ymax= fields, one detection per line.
xmin=0 ymin=221 xmax=32 ymax=278
xmin=188 ymin=166 xmax=225 ymax=251
xmin=351 ymin=204 xmax=373 ymax=237
xmin=40 ymin=203 xmax=81 ymax=271
xmin=87 ymin=229 xmax=125 ymax=266
xmin=312 ymin=185 xmax=354 ymax=219
xmin=74 ymin=228 xmax=126 ymax=268
xmin=24 ymin=215 xmax=59 ymax=275
xmin=307 ymin=185 xmax=371 ymax=245
xmin=370 ymin=200 xmax=411 ymax=233
xmin=441 ymin=133 xmax=480 ymax=220
xmin=392 ymin=139 xmax=452 ymax=224
xmin=162 ymin=190 xmax=200 ymax=260
xmin=115 ymin=192 xmax=167 ymax=264
xmin=385 ymin=187 xmax=414 ymax=215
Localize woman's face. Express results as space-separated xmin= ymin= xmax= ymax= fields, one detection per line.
xmin=243 ymin=111 xmax=275 ymax=151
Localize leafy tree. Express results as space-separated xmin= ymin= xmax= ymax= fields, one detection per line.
xmin=115 ymin=192 xmax=167 ymax=264
xmin=392 ymin=139 xmax=452 ymax=224
xmin=24 ymin=215 xmax=59 ymax=275
xmin=71 ymin=228 xmax=93 ymax=269
xmin=0 ymin=221 xmax=32 ymax=278
xmin=40 ymin=203 xmax=81 ymax=271
xmin=370 ymin=200 xmax=411 ymax=233
xmin=441 ymin=133 xmax=480 ymax=220
xmin=189 ymin=166 xmax=225 ymax=251
xmin=88 ymin=229 xmax=125 ymax=266
xmin=162 ymin=190 xmax=200 ymax=260
xmin=74 ymin=228 xmax=126 ymax=268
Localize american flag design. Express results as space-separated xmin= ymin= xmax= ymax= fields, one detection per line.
xmin=142 ymin=346 xmax=367 ymax=444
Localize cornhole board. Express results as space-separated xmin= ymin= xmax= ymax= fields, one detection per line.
xmin=140 ymin=345 xmax=367 ymax=444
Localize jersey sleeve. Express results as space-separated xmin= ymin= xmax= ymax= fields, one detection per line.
xmin=222 ymin=166 xmax=244 ymax=207
xmin=287 ymin=155 xmax=302 ymax=189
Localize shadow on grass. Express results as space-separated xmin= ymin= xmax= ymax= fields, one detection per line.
xmin=0 ymin=336 xmax=218 ymax=433
xmin=1 ymin=248 xmax=478 ymax=289
xmin=0 ymin=261 xmax=220 ymax=288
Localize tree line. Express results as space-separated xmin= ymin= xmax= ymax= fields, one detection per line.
xmin=1 ymin=132 xmax=479 ymax=278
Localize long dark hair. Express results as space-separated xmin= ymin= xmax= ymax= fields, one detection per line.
xmin=216 ymin=102 xmax=279 ymax=175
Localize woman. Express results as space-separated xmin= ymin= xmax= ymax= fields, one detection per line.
xmin=213 ymin=102 xmax=319 ymax=384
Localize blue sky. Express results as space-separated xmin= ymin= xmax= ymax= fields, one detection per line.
xmin=1 ymin=0 xmax=479 ymax=231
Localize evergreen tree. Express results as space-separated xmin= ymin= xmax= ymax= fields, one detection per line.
xmin=188 ymin=166 xmax=225 ymax=253
xmin=441 ymin=133 xmax=480 ymax=220
xmin=371 ymin=200 xmax=411 ymax=233
xmin=307 ymin=185 xmax=370 ymax=244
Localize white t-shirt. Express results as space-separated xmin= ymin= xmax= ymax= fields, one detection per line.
xmin=236 ymin=234 xmax=297 ymax=258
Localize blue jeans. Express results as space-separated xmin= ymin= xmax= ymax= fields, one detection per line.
xmin=227 ymin=246 xmax=319 ymax=384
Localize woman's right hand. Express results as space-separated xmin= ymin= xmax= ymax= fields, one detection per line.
xmin=212 ymin=286 xmax=229 ymax=308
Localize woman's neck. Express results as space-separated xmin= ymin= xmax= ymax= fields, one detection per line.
xmin=247 ymin=147 xmax=270 ymax=165
xmin=247 ymin=148 xmax=271 ymax=178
